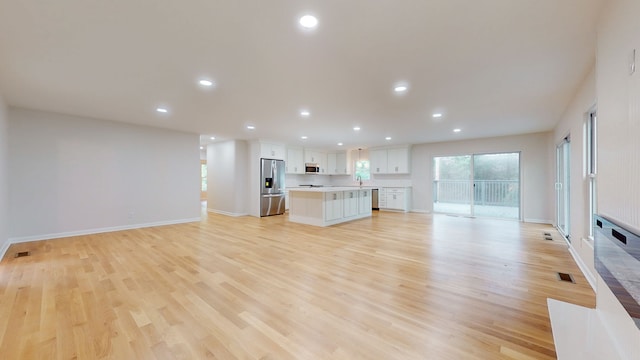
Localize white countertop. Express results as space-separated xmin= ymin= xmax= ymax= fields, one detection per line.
xmin=288 ymin=186 xmax=374 ymax=192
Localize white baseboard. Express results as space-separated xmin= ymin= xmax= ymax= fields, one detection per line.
xmin=0 ymin=241 xmax=11 ymax=263
xmin=524 ymin=218 xmax=553 ymax=224
xmin=1 ymin=217 xmax=201 ymax=260
xmin=568 ymin=242 xmax=597 ymax=292
xmin=207 ymin=209 xmax=249 ymax=217
xmin=410 ymin=209 xmax=431 ymax=214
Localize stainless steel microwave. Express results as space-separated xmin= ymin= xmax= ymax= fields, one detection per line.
xmin=305 ymin=163 xmax=320 ymax=173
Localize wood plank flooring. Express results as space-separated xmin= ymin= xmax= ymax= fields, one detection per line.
xmin=0 ymin=211 xmax=595 ymax=359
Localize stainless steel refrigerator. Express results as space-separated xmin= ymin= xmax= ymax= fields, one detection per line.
xmin=260 ymin=158 xmax=286 ymax=216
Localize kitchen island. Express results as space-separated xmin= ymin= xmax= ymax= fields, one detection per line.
xmin=288 ymin=187 xmax=372 ymax=226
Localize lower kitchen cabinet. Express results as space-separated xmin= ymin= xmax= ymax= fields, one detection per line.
xmin=288 ymin=188 xmax=372 ymax=226
xmin=343 ymin=190 xmax=359 ymax=218
xmin=379 ymin=187 xmax=411 ymax=212
xmin=325 ymin=191 xmax=344 ymax=221
xmin=358 ymin=189 xmax=370 ymax=215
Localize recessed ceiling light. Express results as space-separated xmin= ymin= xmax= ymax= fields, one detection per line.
xmin=246 ymin=125 xmax=255 ymax=130
xmin=300 ymin=110 xmax=310 ymax=117
xmin=301 ymin=136 xmax=308 ymax=140
xmin=210 ymin=136 xmax=215 ymax=140
xmin=199 ymin=79 xmax=214 ymax=87
xmin=385 ymin=137 xmax=392 ymax=140
xmin=453 ymin=128 xmax=461 ymax=133
xmin=299 ymin=15 xmax=318 ymax=29
xmin=432 ymin=113 xmax=443 ymax=118
xmin=156 ymin=107 xmax=168 ymax=113
xmin=353 ymin=126 xmax=361 ymax=131
xmin=394 ymin=86 xmax=407 ymax=92
xmin=200 ymin=146 xmax=204 ymax=150
xmin=337 ymin=142 xmax=343 ymax=146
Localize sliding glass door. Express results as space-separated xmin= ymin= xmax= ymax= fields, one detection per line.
xmin=556 ymin=137 xmax=571 ymax=240
xmin=433 ymin=152 xmax=520 ymax=219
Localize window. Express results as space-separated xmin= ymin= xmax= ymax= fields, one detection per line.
xmin=355 ymin=160 xmax=370 ymax=181
xmin=201 ymin=162 xmax=208 ymax=192
xmin=200 ymin=160 xmax=207 ymax=201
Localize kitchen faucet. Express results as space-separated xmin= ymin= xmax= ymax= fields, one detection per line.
xmin=357 ymin=175 xmax=363 ymax=187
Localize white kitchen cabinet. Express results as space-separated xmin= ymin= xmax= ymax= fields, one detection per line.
xmin=387 ymin=147 xmax=410 ymax=174
xmin=370 ymin=149 xmax=388 ymax=174
xmin=327 ymin=152 xmax=348 ymax=175
xmin=378 ymin=188 xmax=388 ymax=208
xmin=327 ymin=153 xmax=336 ymax=175
xmin=379 ymin=187 xmax=411 ymax=212
xmin=343 ymin=190 xmax=358 ymax=217
xmin=286 ymin=147 xmax=304 ymax=174
xmin=324 ymin=191 xmax=344 ymax=221
xmin=260 ymin=142 xmax=285 ymax=160
xmin=369 ymin=146 xmax=411 ymax=174
xmin=358 ymin=189 xmax=370 ymax=215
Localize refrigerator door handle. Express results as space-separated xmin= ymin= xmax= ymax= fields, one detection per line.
xmin=263 ymin=194 xmax=283 ymax=198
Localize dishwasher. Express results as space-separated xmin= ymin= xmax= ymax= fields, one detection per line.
xmin=372 ymin=188 xmax=379 ymax=210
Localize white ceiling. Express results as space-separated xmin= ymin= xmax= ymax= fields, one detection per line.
xmin=0 ymin=0 xmax=604 ymax=150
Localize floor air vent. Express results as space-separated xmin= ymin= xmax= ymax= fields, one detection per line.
xmin=557 ymin=272 xmax=575 ymax=283
xmin=543 ymin=232 xmax=553 ymax=241
xmin=14 ymin=251 xmax=30 ymax=258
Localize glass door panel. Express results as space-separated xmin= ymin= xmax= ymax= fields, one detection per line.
xmin=473 ymin=153 xmax=520 ymax=219
xmin=433 ymin=155 xmax=472 ymax=215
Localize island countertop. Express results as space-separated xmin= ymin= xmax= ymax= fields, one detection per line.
xmin=288 ymin=186 xmax=375 ymax=192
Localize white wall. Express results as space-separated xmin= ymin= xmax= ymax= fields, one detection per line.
xmin=207 ymin=140 xmax=249 ymax=216
xmin=382 ymin=133 xmax=551 ymax=222
xmin=0 ymin=95 xmax=8 ymax=257
xmin=592 ymin=0 xmax=640 ymax=357
xmin=8 ymin=108 xmax=201 ymax=241
xmin=553 ymin=66 xmax=597 ymax=282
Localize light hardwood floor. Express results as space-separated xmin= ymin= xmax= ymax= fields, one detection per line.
xmin=0 ymin=211 xmax=595 ymax=359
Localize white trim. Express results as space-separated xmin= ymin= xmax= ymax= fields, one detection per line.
xmin=568 ymin=243 xmax=597 ymax=291
xmin=4 ymin=217 xmax=201 ymax=253
xmin=0 ymin=241 xmax=11 ymax=263
xmin=524 ymin=218 xmax=553 ymax=224
xmin=410 ymin=209 xmax=430 ymax=214
xmin=207 ymin=209 xmax=249 ymax=217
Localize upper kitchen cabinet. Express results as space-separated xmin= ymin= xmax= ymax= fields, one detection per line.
xmin=260 ymin=141 xmax=285 ymax=160
xmin=370 ymin=149 xmax=388 ymax=174
xmin=327 ymin=151 xmax=349 ymax=175
xmin=387 ymin=147 xmax=411 ymax=174
xmin=286 ymin=147 xmax=304 ymax=174
xmin=304 ymin=150 xmax=327 ymax=174
xmin=370 ymin=146 xmax=411 ymax=174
